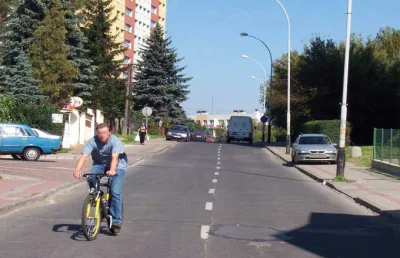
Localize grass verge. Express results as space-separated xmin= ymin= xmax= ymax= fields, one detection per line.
xmin=116 ymin=133 xmax=164 ymax=144
xmin=334 ymin=176 xmax=355 ymax=183
xmin=56 ymin=148 xmax=71 ymax=154
xmin=345 ymin=146 xmax=373 ymax=167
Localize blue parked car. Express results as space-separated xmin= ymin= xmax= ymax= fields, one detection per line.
xmin=0 ymin=123 xmax=61 ymax=161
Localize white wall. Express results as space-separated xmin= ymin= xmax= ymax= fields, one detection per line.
xmin=62 ymin=109 xmax=104 ymax=148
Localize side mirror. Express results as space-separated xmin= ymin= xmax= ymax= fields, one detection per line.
xmin=333 ymin=143 xmax=338 ymax=148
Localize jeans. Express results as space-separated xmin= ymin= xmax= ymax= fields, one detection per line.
xmin=87 ymin=164 xmax=126 ymax=223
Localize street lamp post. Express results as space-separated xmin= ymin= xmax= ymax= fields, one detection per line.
xmin=242 ymin=55 xmax=267 ymax=142
xmin=240 ymin=33 xmax=273 ymax=143
xmin=337 ymin=0 xmax=353 ymax=177
xmin=274 ymin=0 xmax=291 ymax=154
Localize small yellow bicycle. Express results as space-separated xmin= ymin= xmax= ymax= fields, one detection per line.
xmin=81 ymin=173 xmax=123 ymax=241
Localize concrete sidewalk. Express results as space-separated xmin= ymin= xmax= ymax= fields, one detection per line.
xmin=266 ymin=146 xmax=400 ymax=220
xmin=0 ymin=138 xmax=177 ymax=215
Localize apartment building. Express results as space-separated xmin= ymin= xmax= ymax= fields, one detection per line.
xmin=118 ymin=0 xmax=167 ymax=80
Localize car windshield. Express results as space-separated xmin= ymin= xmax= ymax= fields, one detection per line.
xmin=171 ymin=126 xmax=186 ymax=131
xmin=299 ymin=136 xmax=331 ymax=145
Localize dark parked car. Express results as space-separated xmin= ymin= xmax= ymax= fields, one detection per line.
xmin=166 ymin=125 xmax=191 ymax=142
xmin=191 ymin=131 xmax=207 ymax=142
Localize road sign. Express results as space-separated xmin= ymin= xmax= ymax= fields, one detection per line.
xmin=142 ymin=107 xmax=153 ymax=117
xmin=260 ymin=115 xmax=269 ymax=123
xmin=69 ymin=96 xmax=83 ymax=108
xmin=52 ymin=114 xmax=64 ymax=123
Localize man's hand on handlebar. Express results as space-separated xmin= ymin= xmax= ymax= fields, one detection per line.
xmin=106 ymin=170 xmax=116 ymax=176
xmin=73 ymin=170 xmax=81 ymax=179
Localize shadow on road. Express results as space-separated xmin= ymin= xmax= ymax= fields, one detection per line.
xmin=0 ymin=158 xmax=56 ymax=163
xmin=52 ymin=223 xmax=115 ymax=241
xmin=209 ymin=212 xmax=400 ymax=258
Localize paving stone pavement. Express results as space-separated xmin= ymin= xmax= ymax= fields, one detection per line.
xmin=266 ymin=145 xmax=400 ymax=220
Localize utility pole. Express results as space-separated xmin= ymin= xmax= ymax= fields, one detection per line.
xmin=337 ymin=0 xmax=353 ymax=177
xmin=123 ymin=64 xmax=133 ymax=135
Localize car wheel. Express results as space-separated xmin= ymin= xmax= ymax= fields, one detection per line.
xmin=11 ymin=154 xmax=22 ymax=160
xmin=23 ymin=147 xmax=41 ymax=161
xmin=292 ymin=154 xmax=298 ymax=164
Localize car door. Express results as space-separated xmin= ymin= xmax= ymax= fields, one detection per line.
xmin=1 ymin=125 xmax=29 ymax=153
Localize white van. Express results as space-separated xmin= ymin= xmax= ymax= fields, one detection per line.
xmin=227 ymin=116 xmax=253 ymax=144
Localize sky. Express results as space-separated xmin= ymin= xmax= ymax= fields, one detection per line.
xmin=165 ymin=0 xmax=400 ymax=115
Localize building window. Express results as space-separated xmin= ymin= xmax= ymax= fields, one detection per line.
xmin=123 ymin=56 xmax=130 ymax=64
xmin=196 ymin=120 xmax=200 ymax=124
xmin=126 ymin=7 xmax=133 ymax=17
xmin=209 ymin=120 xmax=214 ymax=125
xmin=203 ymin=120 xmax=207 ymax=126
xmin=124 ymin=40 xmax=131 ymax=49
xmin=219 ymin=120 xmax=225 ymax=126
xmin=151 ymin=5 xmax=157 ymax=14
xmin=125 ymin=23 xmax=132 ymax=33
xmin=150 ymin=20 xmax=156 ymax=28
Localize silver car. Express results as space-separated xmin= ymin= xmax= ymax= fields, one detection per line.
xmin=292 ymin=134 xmax=338 ymax=164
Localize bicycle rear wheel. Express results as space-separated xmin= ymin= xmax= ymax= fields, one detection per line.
xmin=81 ymin=194 xmax=102 ymax=241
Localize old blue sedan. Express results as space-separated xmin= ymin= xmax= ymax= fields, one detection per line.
xmin=0 ymin=123 xmax=61 ymax=161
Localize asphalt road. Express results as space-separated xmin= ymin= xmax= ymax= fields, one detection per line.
xmin=1 ymin=142 xmax=400 ymax=258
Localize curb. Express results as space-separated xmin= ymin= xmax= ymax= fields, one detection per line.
xmin=0 ymin=180 xmax=83 ymax=217
xmin=265 ymin=146 xmax=400 ymax=221
xmin=0 ymin=150 xmax=157 ymax=217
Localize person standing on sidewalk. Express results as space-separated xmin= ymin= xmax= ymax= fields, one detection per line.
xmin=137 ymin=123 xmax=147 ymax=145
xmin=73 ymin=123 xmax=128 ymax=233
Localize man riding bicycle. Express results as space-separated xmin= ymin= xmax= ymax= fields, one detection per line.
xmin=74 ymin=123 xmax=128 ymax=233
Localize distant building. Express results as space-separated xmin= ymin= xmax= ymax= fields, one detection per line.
xmin=187 ymin=109 xmax=262 ymax=136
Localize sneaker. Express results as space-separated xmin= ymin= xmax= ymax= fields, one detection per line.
xmin=111 ymin=222 xmax=122 ymax=234
xmin=89 ymin=188 xmax=96 ymax=194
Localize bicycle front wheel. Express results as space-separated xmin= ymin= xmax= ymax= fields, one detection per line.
xmin=81 ymin=194 xmax=102 ymax=241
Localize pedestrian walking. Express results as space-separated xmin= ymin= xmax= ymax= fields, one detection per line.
xmin=137 ymin=123 xmax=147 ymax=145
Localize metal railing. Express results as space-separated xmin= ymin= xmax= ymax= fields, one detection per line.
xmin=373 ymin=128 xmax=400 ymax=166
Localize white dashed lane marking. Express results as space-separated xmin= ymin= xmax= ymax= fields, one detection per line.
xmin=208 ymin=189 xmax=215 ymax=194
xmin=216 ymin=167 xmax=220 ymax=170
xmin=201 ymin=225 xmax=210 ymax=239
xmin=212 ymin=179 xmax=218 ymax=183
xmin=215 ymin=172 xmax=219 ymax=176
xmin=205 ymin=202 xmax=213 ymax=211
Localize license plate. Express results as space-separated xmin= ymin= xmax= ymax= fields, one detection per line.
xmin=311 ymin=154 xmax=326 ymax=159
xmin=196 ymin=135 xmax=202 ymax=138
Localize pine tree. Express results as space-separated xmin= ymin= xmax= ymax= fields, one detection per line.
xmin=28 ymin=0 xmax=78 ymax=103
xmin=134 ymin=23 xmax=191 ymax=122
xmin=81 ymin=0 xmax=126 ymax=124
xmin=0 ymin=0 xmax=47 ymax=100
xmin=3 ymin=52 xmax=43 ymax=100
xmin=64 ymin=1 xmax=96 ymax=104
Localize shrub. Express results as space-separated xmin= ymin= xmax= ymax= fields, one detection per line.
xmin=0 ymin=94 xmax=16 ymax=122
xmin=12 ymin=100 xmax=64 ymax=136
xmin=214 ymin=126 xmax=227 ymax=142
xmin=301 ymin=120 xmax=351 ymax=144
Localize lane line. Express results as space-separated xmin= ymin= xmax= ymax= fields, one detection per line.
xmin=48 ymin=167 xmax=74 ymax=170
xmin=216 ymin=167 xmax=220 ymax=170
xmin=212 ymin=179 xmax=218 ymax=183
xmin=205 ymin=202 xmax=213 ymax=211
xmin=217 ymin=162 xmax=221 ymax=165
xmin=217 ymin=157 xmax=220 ymax=160
xmin=215 ymin=172 xmax=219 ymax=176
xmin=201 ymin=225 xmax=210 ymax=239
xmin=208 ymin=189 xmax=215 ymax=194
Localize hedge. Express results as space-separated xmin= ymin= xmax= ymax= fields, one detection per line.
xmin=301 ymin=120 xmax=351 ymax=145
xmin=0 ymin=94 xmax=64 ymax=136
